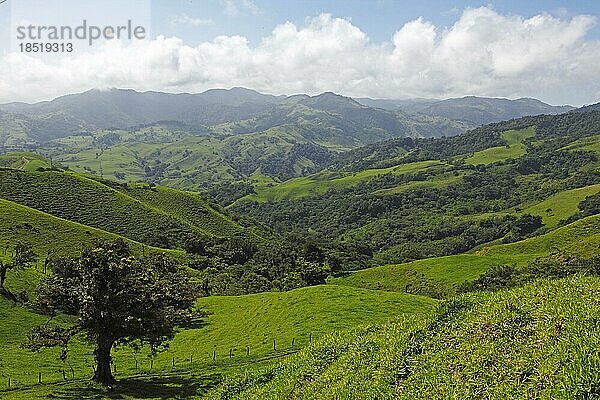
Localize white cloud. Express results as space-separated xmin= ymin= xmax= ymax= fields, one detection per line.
xmin=1 ymin=7 xmax=599 ymax=105
xmin=222 ymin=0 xmax=261 ymax=17
xmin=169 ymin=14 xmax=213 ymax=27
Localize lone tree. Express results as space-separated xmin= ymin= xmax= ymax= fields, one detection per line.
xmin=28 ymin=239 xmax=201 ymax=385
xmin=0 ymin=242 xmax=37 ymax=290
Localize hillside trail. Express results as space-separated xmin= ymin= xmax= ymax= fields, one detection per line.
xmin=20 ymin=156 xmax=30 ymax=170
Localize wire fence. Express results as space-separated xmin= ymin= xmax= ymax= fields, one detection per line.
xmin=0 ymin=333 xmax=316 ymax=392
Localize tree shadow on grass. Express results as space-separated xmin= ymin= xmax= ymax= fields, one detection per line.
xmin=52 ymin=374 xmax=222 ymax=399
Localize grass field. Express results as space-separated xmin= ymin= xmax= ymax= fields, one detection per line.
xmin=210 ymin=275 xmax=600 ymax=399
xmin=561 ymin=133 xmax=600 ymax=155
xmin=118 ymin=184 xmax=255 ymax=239
xmin=0 ymin=152 xmax=52 ymax=171
xmin=334 ymin=213 xmax=600 ymax=298
xmin=239 ymin=160 xmax=445 ymax=202
xmin=0 ymin=284 xmax=435 ymax=398
xmin=521 ymin=183 xmax=600 ymax=226
xmin=0 ymin=198 xmax=182 ymax=265
xmin=0 ymin=169 xmax=252 ymax=249
xmin=465 ymin=127 xmax=535 ymax=165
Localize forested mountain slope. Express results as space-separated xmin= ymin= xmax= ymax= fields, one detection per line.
xmin=232 ymin=110 xmax=600 ymax=265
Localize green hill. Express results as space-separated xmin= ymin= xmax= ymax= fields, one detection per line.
xmin=0 ymin=169 xmax=254 ymax=249
xmin=209 ymin=275 xmax=600 ymax=399
xmin=238 ymin=160 xmax=444 ymax=203
xmin=0 ymin=152 xmax=52 ymax=171
xmin=520 ymin=183 xmax=600 ymax=227
xmin=0 ymin=283 xmax=434 ymax=397
xmin=232 ymin=113 xmax=600 ymax=264
xmin=0 ymin=198 xmax=182 ymax=266
xmin=464 ymin=127 xmax=535 ymax=165
xmin=333 ymin=214 xmax=600 ymax=298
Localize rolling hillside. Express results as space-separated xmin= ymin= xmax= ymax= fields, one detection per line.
xmin=210 ymin=275 xmax=600 ymax=399
xmin=0 ymin=166 xmax=255 ymax=250
xmin=37 ymin=92 xmax=472 ymax=189
xmin=0 ymin=198 xmax=183 ymax=264
xmin=237 ymin=160 xmax=445 ymax=203
xmin=333 ymin=213 xmax=600 ymax=298
xmin=233 ymin=110 xmax=600 ymax=265
xmin=0 ymin=152 xmax=53 ymax=171
xmin=0 ymin=279 xmax=435 ymax=397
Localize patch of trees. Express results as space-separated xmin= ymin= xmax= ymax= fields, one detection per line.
xmin=233 ymin=167 xmax=538 ymax=261
xmin=458 ymin=252 xmax=600 ymax=293
xmin=226 ymin=142 xmax=334 ymax=182
xmin=184 ymin=235 xmax=344 ymax=295
xmin=562 ymin=192 xmax=600 ymax=226
xmin=204 ymin=181 xmax=256 ymax=206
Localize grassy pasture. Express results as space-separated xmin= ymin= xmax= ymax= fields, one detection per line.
xmin=240 ymin=160 xmax=444 ymax=202
xmin=0 ymin=152 xmax=52 ymax=171
xmin=465 ymin=127 xmax=535 ymax=165
xmin=334 ymin=214 xmax=600 ymax=298
xmin=561 ymin=133 xmax=600 ymax=155
xmin=0 ymin=198 xmax=182 ymax=265
xmin=210 ymin=275 xmax=600 ymax=399
xmin=521 ymin=183 xmax=600 ymax=226
xmin=0 ymin=169 xmax=250 ymax=248
xmin=0 ymin=283 xmax=435 ymax=398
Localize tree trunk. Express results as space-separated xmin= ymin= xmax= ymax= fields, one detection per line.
xmin=0 ymin=265 xmax=6 ymax=289
xmin=92 ymin=337 xmax=116 ymax=385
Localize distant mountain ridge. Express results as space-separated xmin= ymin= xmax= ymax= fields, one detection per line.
xmin=0 ymin=88 xmax=471 ymax=148
xmin=0 ymin=89 xmax=587 ymax=186
xmin=570 ymin=101 xmax=600 ymax=113
xmin=0 ymin=87 xmax=284 ymax=130
xmin=0 ymin=88 xmax=576 ymax=138
xmin=356 ymin=96 xmax=575 ymax=125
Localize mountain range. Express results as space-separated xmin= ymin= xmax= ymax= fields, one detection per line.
xmin=0 ymin=88 xmax=592 ymax=190
xmin=0 ymin=88 xmax=575 ymax=143
xmin=1 ymin=87 xmax=600 ymax=399
xmin=356 ymin=96 xmax=574 ymax=125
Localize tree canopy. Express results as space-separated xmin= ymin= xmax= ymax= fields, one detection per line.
xmin=28 ymin=239 xmax=201 ymax=385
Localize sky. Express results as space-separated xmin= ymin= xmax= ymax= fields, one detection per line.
xmin=1 ymin=0 xmax=600 ymax=105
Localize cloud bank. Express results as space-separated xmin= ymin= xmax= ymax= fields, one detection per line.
xmin=2 ymin=7 xmax=599 ymax=105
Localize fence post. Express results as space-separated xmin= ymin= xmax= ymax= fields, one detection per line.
xmin=229 ymin=349 xmax=232 ymax=358
xmin=172 ymin=356 xmax=175 ymax=367
xmin=150 ymin=358 xmax=154 ymax=370
xmin=38 ymin=372 xmax=42 ymax=384
xmin=8 ymin=376 xmax=10 ymax=388
xmin=212 ymin=350 xmax=216 ymax=361
xmin=247 ymin=346 xmax=250 ymax=356
xmin=273 ymin=339 xmax=276 ymax=351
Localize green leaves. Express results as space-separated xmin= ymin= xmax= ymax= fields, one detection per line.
xmin=29 ymin=239 xmax=203 ymax=383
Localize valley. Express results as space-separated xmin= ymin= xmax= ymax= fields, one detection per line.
xmin=0 ymin=90 xmax=599 ymax=399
